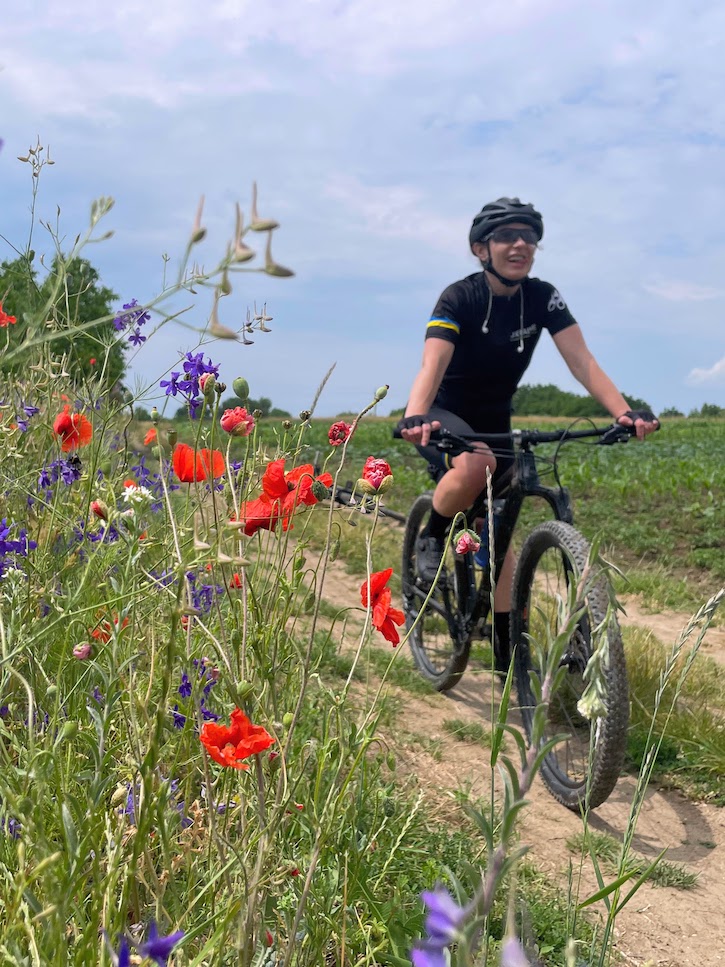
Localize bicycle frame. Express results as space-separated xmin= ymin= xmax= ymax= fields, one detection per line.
xmin=426 ymin=422 xmax=634 ymax=642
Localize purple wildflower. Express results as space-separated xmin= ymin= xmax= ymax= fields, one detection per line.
xmin=411 ymin=886 xmax=469 ymax=967
xmin=172 ymin=705 xmax=187 ymax=728
xmin=178 ymin=672 xmax=192 ymax=698
xmin=128 ymin=328 xmax=146 ymax=347
xmin=113 ymin=299 xmax=151 ymax=333
xmin=500 ymin=937 xmax=531 ymax=967
xmin=138 ymin=922 xmax=184 ymax=966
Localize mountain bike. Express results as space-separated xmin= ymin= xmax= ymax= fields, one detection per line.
xmin=397 ymin=422 xmax=635 ymax=809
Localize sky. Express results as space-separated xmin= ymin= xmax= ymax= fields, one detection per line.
xmin=2 ymin=0 xmax=724 ymax=418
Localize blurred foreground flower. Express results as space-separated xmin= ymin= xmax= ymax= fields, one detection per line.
xmin=360 ymin=567 xmax=405 ymax=646
xmin=328 ymin=420 xmax=352 ymax=446
xmin=200 ymin=707 xmax=274 ymax=769
xmin=410 ymin=885 xmax=469 ymax=967
xmin=53 ymin=405 xmax=92 ymax=451
xmin=0 ymin=303 xmax=17 ymax=327
xmin=138 ymin=921 xmax=185 ymax=966
xmin=500 ymin=936 xmax=531 ymax=967
xmin=172 ymin=443 xmax=225 ymax=483
xmin=144 ymin=427 xmax=157 ymax=445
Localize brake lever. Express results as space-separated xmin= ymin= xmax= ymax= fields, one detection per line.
xmin=598 ymin=423 xmax=635 ymax=446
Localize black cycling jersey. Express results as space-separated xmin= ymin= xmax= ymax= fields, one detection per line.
xmin=426 ymin=271 xmax=577 ymax=425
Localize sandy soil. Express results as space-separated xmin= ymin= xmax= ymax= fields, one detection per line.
xmin=314 ymin=556 xmax=725 ymax=967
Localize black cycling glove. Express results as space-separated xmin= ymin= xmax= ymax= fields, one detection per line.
xmin=397 ymin=414 xmax=430 ymax=432
xmin=618 ymin=409 xmax=659 ymax=424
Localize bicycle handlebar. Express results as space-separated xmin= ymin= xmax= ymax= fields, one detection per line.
xmin=392 ymin=422 xmax=637 ymax=449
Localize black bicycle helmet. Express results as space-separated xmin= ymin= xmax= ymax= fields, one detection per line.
xmin=469 ymin=197 xmax=544 ymax=247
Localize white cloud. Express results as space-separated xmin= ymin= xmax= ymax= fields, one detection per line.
xmin=643 ymin=281 xmax=722 ymax=302
xmin=687 ymin=356 xmax=725 ymax=386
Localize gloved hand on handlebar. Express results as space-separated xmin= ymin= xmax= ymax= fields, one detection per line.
xmin=616 ymin=408 xmax=660 ymax=441
xmin=396 ymin=413 xmax=441 ymax=445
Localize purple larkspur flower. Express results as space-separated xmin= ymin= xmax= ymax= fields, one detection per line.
xmin=500 ymin=937 xmax=531 ymax=967
xmin=138 ymin=922 xmax=184 ymax=966
xmin=178 ymin=672 xmax=192 ymax=698
xmin=410 ymin=886 xmax=469 ymax=967
xmin=128 ymin=328 xmax=146 ymax=347
xmin=23 ymin=404 xmax=40 ymax=418
xmin=113 ymin=299 xmax=151 ymax=333
xmin=91 ymin=686 xmax=104 ymax=705
xmin=172 ymin=704 xmax=187 ymax=728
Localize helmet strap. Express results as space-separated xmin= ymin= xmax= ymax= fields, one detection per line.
xmin=480 ymin=242 xmax=526 ymax=288
xmin=482 ymin=259 xmax=524 ymax=288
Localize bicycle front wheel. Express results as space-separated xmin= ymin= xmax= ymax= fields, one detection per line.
xmin=511 ymin=521 xmax=629 ymax=810
xmin=402 ymin=493 xmax=475 ymax=691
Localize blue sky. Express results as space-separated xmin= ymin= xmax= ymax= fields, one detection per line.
xmin=2 ymin=0 xmax=724 ymax=417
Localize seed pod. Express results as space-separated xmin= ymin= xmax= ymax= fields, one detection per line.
xmin=232 ymin=377 xmax=250 ymax=401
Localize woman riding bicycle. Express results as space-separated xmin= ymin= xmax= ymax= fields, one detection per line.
xmin=398 ymin=196 xmax=659 ymax=668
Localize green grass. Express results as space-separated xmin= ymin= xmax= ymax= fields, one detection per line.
xmin=625 ymin=625 xmax=725 ymax=803
xmin=442 ymin=718 xmax=492 ymax=746
xmin=567 ymin=831 xmax=699 ymax=891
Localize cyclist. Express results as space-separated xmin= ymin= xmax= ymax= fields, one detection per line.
xmin=398 ymin=196 xmax=659 ymax=669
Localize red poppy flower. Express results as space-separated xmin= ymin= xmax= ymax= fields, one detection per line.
xmin=172 ymin=443 xmax=225 ymax=483
xmin=328 ymin=420 xmax=352 ymax=447
xmin=91 ymin=614 xmax=129 ymax=644
xmin=89 ymin=357 xmax=96 ymax=366
xmin=144 ymin=427 xmax=157 ymax=445
xmin=362 ymin=456 xmax=392 ymax=491
xmin=233 ymin=459 xmax=333 ymax=535
xmin=53 ymin=405 xmax=93 ymax=451
xmin=0 ymin=303 xmax=17 ymax=327
xmin=200 ymin=707 xmax=274 ymax=769
xmin=229 ymin=573 xmax=243 ymax=589
xmin=220 ymin=406 xmax=255 ymax=437
xmin=360 ymin=568 xmax=405 ymax=646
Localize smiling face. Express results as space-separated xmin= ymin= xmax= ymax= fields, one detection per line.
xmin=471 ymin=221 xmax=537 ymax=286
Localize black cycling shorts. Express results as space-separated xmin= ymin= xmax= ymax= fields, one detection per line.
xmin=415 ymin=406 xmax=514 ymax=483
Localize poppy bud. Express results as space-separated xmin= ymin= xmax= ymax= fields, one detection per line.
xmin=73 ymin=642 xmax=92 ymax=660
xmin=232 ymin=377 xmax=250 ymax=401
xmin=220 ymin=270 xmax=232 ymax=296
xmin=45 ymin=684 xmax=58 ymax=701
xmin=311 ymin=480 xmax=330 ymax=501
xmin=167 ymin=429 xmax=178 ymax=448
xmin=150 ymin=407 xmax=160 ymax=424
xmin=282 ymin=712 xmax=294 ymax=728
xmin=91 ymin=499 xmax=109 ymax=521
xmin=235 ymin=680 xmax=255 ymax=701
xmin=299 ymin=410 xmax=311 ymax=422
xmin=56 ymin=721 xmax=79 ymax=743
xmin=282 ymin=420 xmax=292 ymax=430
xmin=357 ymin=478 xmax=378 ymax=496
xmin=329 ymin=536 xmax=340 ymax=562
xmin=374 ymin=384 xmax=389 ymax=401
xmin=376 ymin=474 xmax=394 ymax=494
xmin=199 ymin=373 xmax=216 ymax=401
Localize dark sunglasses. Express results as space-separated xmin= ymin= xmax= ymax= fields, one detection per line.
xmin=486 ymin=227 xmax=539 ymax=245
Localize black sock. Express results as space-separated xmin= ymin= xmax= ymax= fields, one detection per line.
xmin=424 ymin=508 xmax=453 ymax=540
xmin=493 ymin=611 xmax=511 ymax=666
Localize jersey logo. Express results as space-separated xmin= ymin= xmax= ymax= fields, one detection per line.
xmin=547 ymin=289 xmax=566 ymax=312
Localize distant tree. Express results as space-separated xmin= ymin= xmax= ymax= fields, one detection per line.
xmin=512 ymin=383 xmax=653 ymax=418
xmin=660 ymin=406 xmax=684 ymax=418
xmin=218 ymin=395 xmax=291 ymax=418
xmin=0 ymin=253 xmax=125 ymax=391
xmin=693 ymin=402 xmax=724 ymax=417
xmin=133 ymin=406 xmax=153 ymax=422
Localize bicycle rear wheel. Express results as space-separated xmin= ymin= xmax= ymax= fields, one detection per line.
xmin=511 ymin=521 xmax=629 ymax=810
xmin=402 ymin=493 xmax=475 ymax=691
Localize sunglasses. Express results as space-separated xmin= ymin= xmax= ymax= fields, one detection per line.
xmin=486 ymin=227 xmax=539 ymax=245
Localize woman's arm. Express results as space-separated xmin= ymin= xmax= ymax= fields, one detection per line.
xmin=552 ymin=324 xmax=658 ymax=439
xmin=401 ymin=338 xmax=455 ymax=445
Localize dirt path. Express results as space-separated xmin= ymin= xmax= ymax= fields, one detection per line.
xmin=316 ymin=557 xmax=725 ymax=967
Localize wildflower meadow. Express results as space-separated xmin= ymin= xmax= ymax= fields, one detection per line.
xmin=1 ymin=141 xmax=723 ymax=967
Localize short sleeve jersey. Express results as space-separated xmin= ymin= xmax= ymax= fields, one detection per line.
xmin=426 ymin=272 xmax=577 ymax=425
